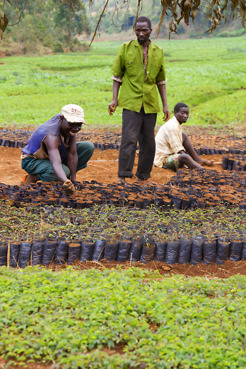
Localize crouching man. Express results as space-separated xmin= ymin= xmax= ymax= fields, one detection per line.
xmin=154 ymin=102 xmax=213 ymax=171
xmin=21 ymin=104 xmax=94 ymax=195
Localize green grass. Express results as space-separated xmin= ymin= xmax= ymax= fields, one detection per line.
xmin=0 ymin=267 xmax=245 ymax=368
xmin=0 ymin=37 xmax=246 ymax=128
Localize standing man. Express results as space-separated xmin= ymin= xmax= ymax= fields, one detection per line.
xmin=154 ymin=103 xmax=213 ymax=171
xmin=21 ymin=104 xmax=94 ymax=195
xmin=108 ymin=16 xmax=170 ymax=184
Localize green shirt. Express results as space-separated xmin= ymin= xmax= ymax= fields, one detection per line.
xmin=111 ymin=39 xmax=166 ymax=114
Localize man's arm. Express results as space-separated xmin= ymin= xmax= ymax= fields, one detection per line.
xmin=67 ymin=135 xmax=78 ymax=182
xmin=44 ymin=135 xmax=75 ymax=194
xmin=108 ymin=80 xmax=121 ymax=116
xmin=108 ymin=44 xmax=125 ymax=116
xmin=44 ymin=135 xmax=68 ymax=182
xmin=157 ymin=83 xmax=170 ymax=122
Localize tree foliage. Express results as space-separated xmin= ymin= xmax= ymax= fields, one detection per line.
xmin=89 ymin=0 xmax=246 ymax=38
xmin=0 ymin=0 xmax=90 ymax=43
xmin=0 ymin=0 xmax=245 ymax=40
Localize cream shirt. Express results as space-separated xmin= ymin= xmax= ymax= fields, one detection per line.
xmin=154 ymin=116 xmax=185 ymax=168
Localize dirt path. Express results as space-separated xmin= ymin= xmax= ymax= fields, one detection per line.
xmin=0 ymin=146 xmax=223 ymax=186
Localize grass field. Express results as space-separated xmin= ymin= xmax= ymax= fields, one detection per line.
xmin=0 ymin=36 xmax=246 ymax=129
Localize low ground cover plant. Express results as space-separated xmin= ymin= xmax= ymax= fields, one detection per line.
xmin=0 ymin=267 xmax=245 ymax=368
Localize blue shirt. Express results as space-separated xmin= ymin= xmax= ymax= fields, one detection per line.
xmin=22 ymin=114 xmax=69 ymax=162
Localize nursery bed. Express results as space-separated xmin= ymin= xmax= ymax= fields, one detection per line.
xmin=0 ymin=128 xmax=245 ymax=270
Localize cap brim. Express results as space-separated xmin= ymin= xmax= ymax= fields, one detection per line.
xmin=63 ymin=113 xmax=86 ymax=124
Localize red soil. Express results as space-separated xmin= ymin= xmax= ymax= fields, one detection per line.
xmin=0 ymin=146 xmax=223 ymax=186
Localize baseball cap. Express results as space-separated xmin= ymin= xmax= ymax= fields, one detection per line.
xmin=61 ymin=104 xmax=86 ymax=124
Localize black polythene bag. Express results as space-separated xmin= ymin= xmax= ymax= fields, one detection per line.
xmin=165 ymin=240 xmax=180 ymax=264
xmin=242 ymin=241 xmax=246 ymax=261
xmin=203 ymin=239 xmax=217 ymax=265
xmin=67 ymin=243 xmax=81 ymax=265
xmin=154 ymin=241 xmax=167 ymax=262
xmin=229 ymin=240 xmax=242 ymax=262
xmin=32 ymin=239 xmax=44 ymax=265
xmin=190 ymin=237 xmax=204 ymax=265
xmin=178 ymin=237 xmax=192 ymax=264
xmin=216 ymin=239 xmax=230 ymax=265
xmin=10 ymin=242 xmax=20 ymax=268
xmin=140 ymin=244 xmax=155 ymax=264
xmin=104 ymin=241 xmax=119 ymax=262
xmin=130 ymin=240 xmax=143 ymax=262
xmin=171 ymin=196 xmax=182 ymax=210
xmin=0 ymin=243 xmax=8 ymax=266
xmin=117 ymin=240 xmax=131 ymax=262
xmin=19 ymin=241 xmax=32 ymax=268
xmin=54 ymin=240 xmax=69 ymax=265
xmin=80 ymin=242 xmax=94 ymax=262
xmin=92 ymin=240 xmax=105 ymax=261
xmin=42 ymin=240 xmax=58 ymax=265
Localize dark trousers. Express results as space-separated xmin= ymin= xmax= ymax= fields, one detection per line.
xmin=22 ymin=141 xmax=94 ymax=182
xmin=118 ymin=108 xmax=157 ymax=180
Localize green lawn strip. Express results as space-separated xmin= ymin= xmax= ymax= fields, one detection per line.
xmin=0 ymin=89 xmax=112 ymax=127
xmin=191 ymin=90 xmax=246 ymax=127
xmin=0 ymin=268 xmax=245 ymax=368
xmin=0 ymin=37 xmax=246 ymax=128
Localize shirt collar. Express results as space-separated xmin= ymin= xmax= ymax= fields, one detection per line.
xmin=134 ymin=39 xmax=152 ymax=47
xmin=173 ymin=116 xmax=182 ymax=127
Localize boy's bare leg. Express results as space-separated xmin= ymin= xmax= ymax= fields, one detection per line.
xmin=182 ymin=132 xmax=213 ymax=165
xmin=178 ymin=153 xmax=203 ymax=169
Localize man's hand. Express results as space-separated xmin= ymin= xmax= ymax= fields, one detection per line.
xmin=108 ymin=101 xmax=117 ymax=116
xmin=163 ymin=108 xmax=171 ymax=122
xmin=62 ymin=179 xmax=75 ymax=195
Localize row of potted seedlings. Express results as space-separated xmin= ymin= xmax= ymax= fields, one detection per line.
xmin=1 ymin=200 xmax=245 ymax=267
xmin=0 ymin=235 xmax=245 ymax=268
xmin=168 ymin=169 xmax=246 ymax=209
xmin=192 ymin=134 xmax=246 ymax=156
xmin=1 ymin=168 xmax=244 ymax=209
xmin=0 ymin=129 xmax=245 ymax=154
xmin=0 ymin=129 xmax=121 ymax=150
xmin=222 ymin=154 xmax=246 ymax=171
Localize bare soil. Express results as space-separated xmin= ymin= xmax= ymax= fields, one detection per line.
xmin=52 ymin=259 xmax=246 ymax=279
xmin=0 ymin=146 xmax=223 ymax=186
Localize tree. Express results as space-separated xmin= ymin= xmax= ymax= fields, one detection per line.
xmin=54 ymin=0 xmax=90 ymax=45
xmin=0 ymin=0 xmax=245 ymax=40
xmin=0 ymin=0 xmax=90 ymax=41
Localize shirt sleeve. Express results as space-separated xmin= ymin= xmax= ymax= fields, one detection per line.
xmin=168 ymin=129 xmax=185 ymax=154
xmin=156 ymin=50 xmax=166 ymax=84
xmin=111 ymin=44 xmax=125 ymax=80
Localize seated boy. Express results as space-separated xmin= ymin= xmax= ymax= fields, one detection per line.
xmin=154 ymin=102 xmax=213 ymax=171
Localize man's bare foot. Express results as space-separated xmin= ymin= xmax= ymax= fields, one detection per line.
xmin=135 ymin=177 xmax=147 ymax=184
xmin=118 ymin=177 xmax=126 ymax=184
xmin=21 ymin=174 xmax=39 ymax=184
